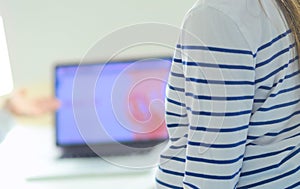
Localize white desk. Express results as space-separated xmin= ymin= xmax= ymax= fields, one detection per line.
xmin=0 ymin=125 xmax=156 ymax=189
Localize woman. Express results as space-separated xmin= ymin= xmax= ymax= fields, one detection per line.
xmin=156 ymin=0 xmax=300 ymax=188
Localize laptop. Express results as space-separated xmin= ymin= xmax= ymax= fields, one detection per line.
xmin=26 ymin=57 xmax=172 ymax=180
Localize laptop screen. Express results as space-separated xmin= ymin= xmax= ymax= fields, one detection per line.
xmin=55 ymin=58 xmax=171 ymax=146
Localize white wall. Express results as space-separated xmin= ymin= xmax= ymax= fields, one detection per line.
xmin=0 ymin=0 xmax=196 ymax=87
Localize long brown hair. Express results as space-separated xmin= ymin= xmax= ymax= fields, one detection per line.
xmin=276 ymin=0 xmax=300 ymax=55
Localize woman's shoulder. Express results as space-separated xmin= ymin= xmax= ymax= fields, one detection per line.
xmin=190 ymin=0 xmax=262 ymax=21
xmin=185 ymin=0 xmax=279 ymax=52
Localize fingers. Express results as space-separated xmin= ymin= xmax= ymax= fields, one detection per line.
xmin=36 ymin=98 xmax=61 ymax=113
xmin=26 ymin=98 xmax=60 ymax=116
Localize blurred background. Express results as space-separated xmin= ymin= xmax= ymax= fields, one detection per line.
xmin=0 ymin=0 xmax=197 ymax=124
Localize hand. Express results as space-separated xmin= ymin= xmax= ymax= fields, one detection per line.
xmin=5 ymin=89 xmax=60 ymax=116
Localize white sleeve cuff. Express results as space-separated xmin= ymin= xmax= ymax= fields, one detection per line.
xmin=0 ymin=108 xmax=15 ymax=143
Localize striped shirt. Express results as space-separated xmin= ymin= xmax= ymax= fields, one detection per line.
xmin=156 ymin=0 xmax=300 ymax=188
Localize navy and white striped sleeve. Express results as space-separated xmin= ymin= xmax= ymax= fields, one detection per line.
xmin=156 ymin=5 xmax=256 ymax=189
xmin=155 ymin=38 xmax=191 ymax=188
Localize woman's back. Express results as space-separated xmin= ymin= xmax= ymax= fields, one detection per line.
xmin=156 ymin=0 xmax=300 ymax=188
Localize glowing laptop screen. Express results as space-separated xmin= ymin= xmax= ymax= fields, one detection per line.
xmin=55 ymin=58 xmax=171 ymax=146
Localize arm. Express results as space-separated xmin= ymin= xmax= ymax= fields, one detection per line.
xmin=181 ymin=6 xmax=255 ymax=188
xmin=5 ymin=89 xmax=60 ymax=116
xmin=157 ymin=5 xmax=256 ymax=189
xmin=155 ymin=39 xmax=191 ymax=188
xmin=0 ymin=89 xmax=60 ymax=142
